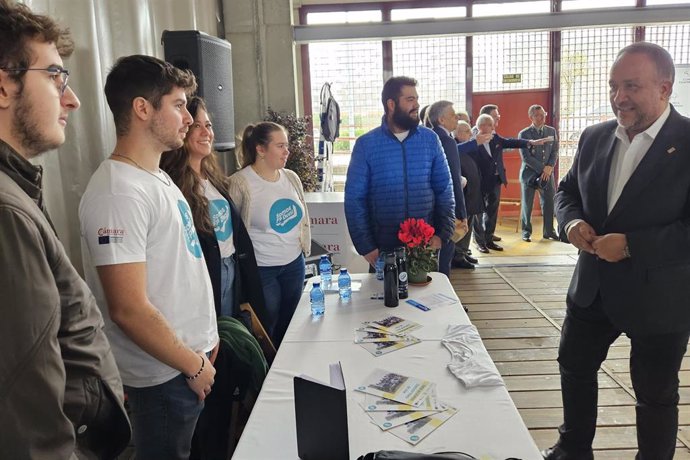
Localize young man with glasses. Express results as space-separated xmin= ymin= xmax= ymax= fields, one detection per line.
xmin=0 ymin=1 xmax=131 ymax=457
xmin=79 ymin=55 xmax=218 ymax=460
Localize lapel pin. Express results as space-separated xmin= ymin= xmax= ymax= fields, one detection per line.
xmin=667 ymin=147 xmax=676 ymax=154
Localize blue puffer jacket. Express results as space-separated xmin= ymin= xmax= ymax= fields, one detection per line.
xmin=344 ymin=117 xmax=455 ymax=255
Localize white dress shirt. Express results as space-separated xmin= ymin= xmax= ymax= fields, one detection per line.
xmin=565 ymin=103 xmax=670 ymax=235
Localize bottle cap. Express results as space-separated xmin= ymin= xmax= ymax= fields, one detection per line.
xmin=340 ymin=268 xmax=347 ymax=273
xmin=313 ymin=281 xmax=320 ymax=287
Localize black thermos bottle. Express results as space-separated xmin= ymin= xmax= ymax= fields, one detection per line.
xmin=384 ymin=251 xmax=399 ymax=308
xmin=395 ymin=247 xmax=408 ymax=299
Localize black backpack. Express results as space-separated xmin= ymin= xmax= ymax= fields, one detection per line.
xmin=319 ymin=82 xmax=341 ymax=142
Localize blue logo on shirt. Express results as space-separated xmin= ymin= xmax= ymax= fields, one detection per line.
xmin=177 ymin=200 xmax=203 ymax=258
xmin=269 ymin=199 xmax=302 ymax=234
xmin=209 ymin=199 xmax=233 ymax=242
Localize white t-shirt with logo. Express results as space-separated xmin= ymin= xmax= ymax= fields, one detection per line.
xmin=237 ymin=167 xmax=304 ymax=266
xmin=79 ymin=160 xmax=218 ymax=388
xmin=203 ymin=180 xmax=235 ymax=258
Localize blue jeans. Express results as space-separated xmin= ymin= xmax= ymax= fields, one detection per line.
xmin=125 ymin=373 xmax=204 ymax=460
xmin=258 ymin=253 xmax=305 ymax=347
xmin=219 ymin=255 xmax=236 ymax=317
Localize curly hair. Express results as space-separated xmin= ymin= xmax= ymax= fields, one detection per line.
xmin=160 ymin=97 xmax=227 ymax=235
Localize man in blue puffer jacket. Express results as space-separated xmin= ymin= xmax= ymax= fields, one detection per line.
xmin=344 ymin=76 xmax=455 ymax=268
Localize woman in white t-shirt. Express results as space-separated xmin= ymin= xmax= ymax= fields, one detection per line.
xmin=161 ymin=97 xmax=265 ymax=321
xmin=228 ymin=122 xmax=311 ymax=347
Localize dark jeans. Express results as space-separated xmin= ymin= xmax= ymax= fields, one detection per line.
xmin=125 ymin=373 xmax=204 ymax=460
xmin=258 ymin=253 xmax=306 ymax=347
xmin=439 ymin=239 xmax=454 ymax=277
xmin=520 ymin=175 xmax=555 ymax=238
xmin=557 ymin=296 xmax=689 ymax=459
xmin=474 ymin=181 xmax=501 ymax=245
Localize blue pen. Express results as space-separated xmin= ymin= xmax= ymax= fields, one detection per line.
xmin=406 ymin=299 xmax=430 ymax=312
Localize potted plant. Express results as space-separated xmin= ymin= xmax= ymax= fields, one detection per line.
xmin=398 ymin=218 xmax=437 ymax=284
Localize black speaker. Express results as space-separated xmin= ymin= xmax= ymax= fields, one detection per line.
xmin=162 ymin=30 xmax=235 ymax=150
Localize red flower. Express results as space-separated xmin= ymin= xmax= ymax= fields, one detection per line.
xmin=398 ymin=218 xmax=437 ymax=276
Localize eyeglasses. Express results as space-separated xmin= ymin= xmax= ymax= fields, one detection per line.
xmin=0 ymin=66 xmax=70 ymax=96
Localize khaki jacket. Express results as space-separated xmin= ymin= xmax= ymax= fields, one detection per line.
xmin=0 ymin=140 xmax=130 ymax=459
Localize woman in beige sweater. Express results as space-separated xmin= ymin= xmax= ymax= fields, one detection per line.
xmin=228 ymin=122 xmax=310 ymax=347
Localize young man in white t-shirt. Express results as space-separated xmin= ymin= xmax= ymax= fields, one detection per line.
xmin=79 ymin=55 xmax=218 ymax=460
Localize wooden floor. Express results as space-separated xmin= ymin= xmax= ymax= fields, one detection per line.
xmin=449 ymin=262 xmax=690 ymax=459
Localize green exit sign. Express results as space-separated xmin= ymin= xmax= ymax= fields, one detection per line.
xmin=502 ymin=73 xmax=522 ymax=83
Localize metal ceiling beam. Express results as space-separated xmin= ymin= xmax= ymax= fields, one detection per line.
xmin=293 ymin=5 xmax=689 ymax=43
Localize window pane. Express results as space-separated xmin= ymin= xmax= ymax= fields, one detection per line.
xmin=473 ymin=1 xmax=549 ymax=17
xmin=391 ymin=7 xmax=466 ymax=21
xmin=308 ymin=41 xmax=383 ymax=172
xmin=392 ymin=37 xmax=467 ymax=110
xmin=561 ymin=0 xmax=635 ymax=10
xmin=559 ymin=27 xmax=633 ymax=174
xmin=474 ymin=32 xmax=549 ymax=92
xmin=646 ymin=0 xmax=690 ymax=4
xmin=647 ymin=23 xmax=690 ymax=117
xmin=306 ymin=10 xmax=381 ymax=25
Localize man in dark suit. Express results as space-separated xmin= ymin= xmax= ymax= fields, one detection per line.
xmin=472 ymin=114 xmax=542 ymax=253
xmin=427 ymin=100 xmax=468 ymax=276
xmin=453 ymin=120 xmax=491 ymax=268
xmin=544 ymin=42 xmax=690 ymax=460
xmin=518 ymin=104 xmax=559 ymax=242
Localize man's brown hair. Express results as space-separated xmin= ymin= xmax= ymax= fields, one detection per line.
xmin=0 ymin=0 xmax=74 ymax=92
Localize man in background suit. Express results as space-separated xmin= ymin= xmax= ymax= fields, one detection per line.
xmin=544 ymin=42 xmax=690 ymax=460
xmin=518 ymin=104 xmax=559 ymax=242
xmin=454 ymin=120 xmax=491 ymax=268
xmin=428 ymin=100 xmax=468 ymax=276
xmin=472 ymin=114 xmax=543 ymax=253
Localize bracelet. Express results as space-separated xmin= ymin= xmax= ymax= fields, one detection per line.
xmin=623 ymin=245 xmax=631 ymax=259
xmin=186 ymin=355 xmax=205 ymax=380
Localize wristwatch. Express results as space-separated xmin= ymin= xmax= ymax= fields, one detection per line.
xmin=622 ymin=245 xmax=631 ymax=259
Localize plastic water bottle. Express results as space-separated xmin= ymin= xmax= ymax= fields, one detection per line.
xmin=375 ymin=254 xmax=385 ymax=281
xmin=338 ymin=268 xmax=352 ymax=301
xmin=319 ymin=255 xmax=332 ymax=285
xmin=310 ymin=281 xmax=325 ymax=316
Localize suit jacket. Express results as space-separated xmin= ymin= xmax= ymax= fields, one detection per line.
xmin=457 ymin=139 xmax=484 ymax=215
xmin=433 ymin=126 xmax=467 ymax=219
xmin=473 ymin=134 xmax=530 ymax=193
xmin=518 ymin=125 xmax=558 ymax=184
xmin=556 ymin=106 xmax=690 ymax=335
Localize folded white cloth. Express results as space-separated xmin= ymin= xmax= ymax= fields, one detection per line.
xmin=442 ymin=324 xmax=504 ymax=388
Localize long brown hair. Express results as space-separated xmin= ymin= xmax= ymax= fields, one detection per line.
xmin=236 ymin=122 xmax=286 ymax=168
xmin=161 ymin=96 xmax=227 ymax=235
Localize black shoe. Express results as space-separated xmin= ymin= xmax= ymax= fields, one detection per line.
xmin=453 ymin=258 xmax=475 ymax=269
xmin=541 ymin=445 xmax=593 ymax=460
xmin=486 ymin=241 xmax=503 ymax=251
xmin=465 ymin=254 xmax=478 ymax=264
xmin=492 ymin=235 xmax=502 ymax=242
xmin=475 ymin=244 xmax=489 ymax=254
xmin=522 ymin=236 xmax=531 ymax=242
xmin=544 ymin=232 xmax=559 ymax=240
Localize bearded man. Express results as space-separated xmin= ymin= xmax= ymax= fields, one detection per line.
xmin=345 ymin=76 xmax=455 ymax=269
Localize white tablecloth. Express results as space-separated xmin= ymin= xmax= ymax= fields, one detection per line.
xmin=232 ymin=273 xmax=541 ymax=460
